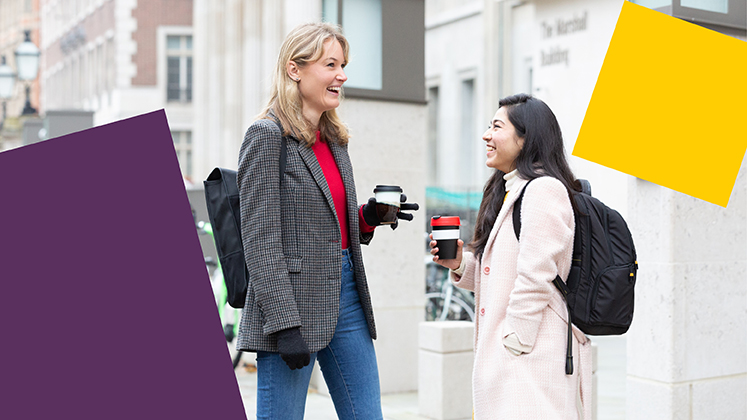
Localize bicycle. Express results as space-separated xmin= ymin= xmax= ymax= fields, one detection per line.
xmin=197 ymin=221 xmax=244 ymax=369
xmin=424 ymin=254 xmax=475 ymax=322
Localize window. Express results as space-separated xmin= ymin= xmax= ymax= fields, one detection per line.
xmin=323 ymin=0 xmax=425 ymax=103
xmin=426 ymin=86 xmax=439 ymax=185
xmin=633 ymin=0 xmax=745 ymax=30
xmin=324 ymin=0 xmax=382 ymax=90
xmin=171 ymin=131 xmax=193 ymax=180
xmin=341 ymin=0 xmax=382 ymax=90
xmin=459 ymin=79 xmax=475 ymax=188
xmin=167 ymin=35 xmax=193 ymax=103
xmin=107 ymin=37 xmax=114 ymax=105
xmin=322 ymin=0 xmax=339 ymax=32
xmin=681 ymin=0 xmax=728 ymax=13
xmin=633 ymin=0 xmax=671 ymax=8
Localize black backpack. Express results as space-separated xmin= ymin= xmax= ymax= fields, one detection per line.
xmin=513 ymin=178 xmax=638 ymax=374
xmin=203 ymin=121 xmax=286 ymax=308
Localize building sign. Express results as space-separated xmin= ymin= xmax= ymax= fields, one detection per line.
xmin=60 ymin=25 xmax=86 ymax=54
xmin=540 ymin=11 xmax=588 ymax=67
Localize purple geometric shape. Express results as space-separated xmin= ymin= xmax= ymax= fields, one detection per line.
xmin=0 ymin=110 xmax=246 ymax=419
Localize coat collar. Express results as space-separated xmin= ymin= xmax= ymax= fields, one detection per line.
xmin=483 ymin=175 xmax=531 ymax=257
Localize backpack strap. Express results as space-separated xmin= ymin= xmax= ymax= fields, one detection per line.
xmin=513 ymin=177 xmax=589 ymax=245
xmin=511 ymin=176 xmax=577 ymax=375
xmin=512 ymin=178 xmax=533 ymax=242
xmin=269 ymin=117 xmax=288 ymax=186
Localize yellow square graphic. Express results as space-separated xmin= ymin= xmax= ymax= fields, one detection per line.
xmin=573 ymin=1 xmax=747 ymax=207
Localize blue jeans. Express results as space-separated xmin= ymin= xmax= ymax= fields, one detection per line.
xmin=256 ymin=249 xmax=382 ymax=420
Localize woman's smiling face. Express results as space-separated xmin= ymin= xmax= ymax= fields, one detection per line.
xmin=294 ymin=38 xmax=347 ymax=124
xmin=482 ymin=107 xmax=524 ymax=172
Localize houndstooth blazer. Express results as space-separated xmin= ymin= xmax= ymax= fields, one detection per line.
xmin=235 ymin=116 xmax=376 ymax=353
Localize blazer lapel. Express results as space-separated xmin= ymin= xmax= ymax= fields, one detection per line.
xmin=484 ymin=177 xmax=530 ymax=253
xmin=297 ymin=139 xmax=338 ymax=222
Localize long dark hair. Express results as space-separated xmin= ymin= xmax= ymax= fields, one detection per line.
xmin=468 ymin=93 xmax=580 ymax=259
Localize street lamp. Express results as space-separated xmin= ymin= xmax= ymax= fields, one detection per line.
xmin=14 ymin=30 xmax=40 ymax=115
xmin=0 ymin=55 xmax=16 ymax=130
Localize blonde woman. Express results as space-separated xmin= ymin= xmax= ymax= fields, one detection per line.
xmin=236 ymin=22 xmax=417 ymax=419
xmin=431 ymin=94 xmax=592 ymax=419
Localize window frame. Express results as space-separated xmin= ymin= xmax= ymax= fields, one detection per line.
xmin=673 ymin=0 xmax=746 ymax=30
xmin=166 ymin=35 xmax=193 ymax=103
xmin=425 ymin=83 xmax=440 ymax=186
xmin=459 ymin=76 xmax=476 ymax=188
xmin=325 ymin=0 xmax=425 ymax=104
xmin=171 ymin=130 xmax=193 ymax=180
xmin=646 ymin=0 xmax=746 ymax=30
xmin=157 ymin=26 xmax=194 ymax=105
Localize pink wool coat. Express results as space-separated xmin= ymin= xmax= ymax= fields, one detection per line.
xmin=453 ymin=176 xmax=592 ymax=420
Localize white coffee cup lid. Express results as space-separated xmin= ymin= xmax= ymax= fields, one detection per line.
xmin=374 ymin=185 xmax=402 ymax=193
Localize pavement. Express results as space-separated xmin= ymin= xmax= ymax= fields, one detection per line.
xmin=233 ymin=336 xmax=626 ymax=420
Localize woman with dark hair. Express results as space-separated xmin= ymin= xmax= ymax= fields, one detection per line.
xmin=430 ymin=93 xmax=592 ymax=419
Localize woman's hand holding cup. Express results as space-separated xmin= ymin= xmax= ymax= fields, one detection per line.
xmin=429 ymin=216 xmax=463 ymax=270
xmin=429 ymin=234 xmax=463 ymax=270
xmin=361 ymin=186 xmax=419 ymax=230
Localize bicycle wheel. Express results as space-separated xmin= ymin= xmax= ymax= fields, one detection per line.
xmin=425 ymin=292 xmax=475 ymax=322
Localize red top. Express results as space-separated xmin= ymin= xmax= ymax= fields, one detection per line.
xmin=311 ymin=131 xmax=375 ymax=249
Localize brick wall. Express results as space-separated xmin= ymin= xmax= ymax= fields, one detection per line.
xmin=131 ymin=0 xmax=193 ymax=86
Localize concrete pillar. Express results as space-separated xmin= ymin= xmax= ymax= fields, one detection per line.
xmin=192 ymin=0 xmax=215 ymax=180
xmin=261 ymin=0 xmax=284 ymax=104
xmin=418 ymin=321 xmax=474 ymax=420
xmin=626 ymin=164 xmax=747 ymax=419
xmin=241 ymin=0 xmax=263 ymax=128
xmin=222 ymin=0 xmax=243 ymax=166
xmin=343 ymin=98 xmax=426 ymax=394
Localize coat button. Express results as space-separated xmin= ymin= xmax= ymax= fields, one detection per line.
xmin=483 ymin=266 xmax=490 ymax=275
xmin=480 ymin=308 xmax=485 ymax=316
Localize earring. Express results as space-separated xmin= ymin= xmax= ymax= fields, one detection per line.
xmin=295 ymin=78 xmax=300 ymax=82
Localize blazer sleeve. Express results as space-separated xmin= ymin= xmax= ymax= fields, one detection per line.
xmin=238 ymin=119 xmax=302 ymax=336
xmin=450 ymin=251 xmax=478 ymax=292
xmin=360 ymin=225 xmax=374 ymax=245
xmin=506 ymin=177 xmax=574 ymax=350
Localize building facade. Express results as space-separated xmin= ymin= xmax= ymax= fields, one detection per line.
xmin=424 ymin=0 xmax=486 ymax=241
xmin=424 ymin=0 xmax=628 ymax=243
xmin=39 ymin=0 xmax=195 ymax=180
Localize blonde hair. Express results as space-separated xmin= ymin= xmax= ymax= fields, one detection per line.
xmin=258 ymin=22 xmax=351 ymax=146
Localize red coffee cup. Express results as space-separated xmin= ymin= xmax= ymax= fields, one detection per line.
xmin=431 ymin=216 xmax=460 ymax=259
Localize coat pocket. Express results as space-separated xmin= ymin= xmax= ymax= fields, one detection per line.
xmin=285 ymin=256 xmax=303 ymax=274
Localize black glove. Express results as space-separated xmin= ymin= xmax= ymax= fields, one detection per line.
xmin=275 ymin=327 xmax=310 ymax=370
xmin=361 ymin=194 xmax=419 ymax=230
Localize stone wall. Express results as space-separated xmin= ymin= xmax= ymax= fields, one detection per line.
xmin=626 ymin=159 xmax=747 ymax=419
